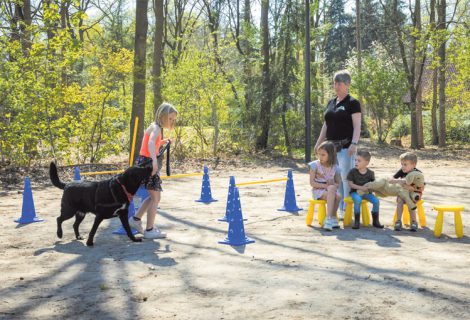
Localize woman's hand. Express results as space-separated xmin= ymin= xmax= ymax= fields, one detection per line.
xmin=348 ymin=143 xmax=357 ymax=156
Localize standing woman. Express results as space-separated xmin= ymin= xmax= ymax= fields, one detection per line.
xmin=314 ymin=70 xmax=361 ymax=218
xmin=129 ymin=102 xmax=178 ymax=239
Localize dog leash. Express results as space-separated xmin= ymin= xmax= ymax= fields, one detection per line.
xmin=116 ymin=178 xmax=134 ymax=203
xmin=157 ymin=141 xmax=171 ymax=176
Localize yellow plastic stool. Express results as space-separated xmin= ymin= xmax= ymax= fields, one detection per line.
xmin=343 ymin=196 xmax=371 ymax=227
xmin=306 ymin=199 xmax=327 ymax=226
xmin=433 ymin=204 xmax=465 ymax=238
xmin=393 ymin=199 xmax=426 ymax=227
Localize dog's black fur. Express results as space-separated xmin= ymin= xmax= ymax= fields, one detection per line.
xmin=49 ymin=162 xmax=152 ymax=246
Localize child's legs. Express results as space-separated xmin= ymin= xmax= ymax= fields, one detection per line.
xmin=135 ymin=197 xmax=151 ymax=219
xmin=350 ymin=192 xmax=363 ymax=213
xmin=363 ymin=193 xmax=380 ymax=213
xmin=336 ymin=148 xmax=355 ymax=211
xmin=322 ymin=185 xmax=340 ymax=218
xmin=145 ymin=190 xmax=161 ymax=229
xmin=396 ymin=197 xmax=404 ymax=220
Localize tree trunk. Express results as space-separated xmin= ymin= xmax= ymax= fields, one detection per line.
xmin=281 ymin=2 xmax=292 ymax=157
xmin=437 ymin=0 xmax=446 ymax=147
xmin=415 ymin=0 xmax=424 ymax=148
xmin=304 ymin=0 xmax=311 ymax=161
xmin=130 ymin=0 xmax=149 ymax=163
xmin=355 ymin=0 xmax=369 ymax=137
xmin=20 ymin=0 xmax=32 ymax=54
xmin=243 ymin=0 xmax=254 ymax=126
xmin=255 ymin=0 xmax=271 ymax=150
xmin=431 ymin=69 xmax=439 ymax=145
xmin=153 ymin=0 xmax=164 ymax=113
xmin=430 ymin=0 xmax=439 ymax=145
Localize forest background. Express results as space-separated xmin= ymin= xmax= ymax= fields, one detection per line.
xmin=0 ymin=0 xmax=469 ymax=167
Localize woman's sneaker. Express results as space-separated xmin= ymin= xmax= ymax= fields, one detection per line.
xmin=323 ymin=218 xmax=333 ymax=231
xmin=129 ymin=217 xmax=144 ymax=234
xmin=144 ymin=227 xmax=167 ymax=239
xmin=410 ymin=221 xmax=418 ymax=232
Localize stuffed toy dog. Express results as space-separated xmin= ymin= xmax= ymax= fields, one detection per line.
xmin=359 ymin=171 xmax=425 ymax=210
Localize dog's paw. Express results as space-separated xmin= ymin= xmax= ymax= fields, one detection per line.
xmin=132 ymin=238 xmax=142 ymax=243
xmin=57 ymin=231 xmax=63 ymax=239
xmin=76 ymin=236 xmax=84 ymax=240
xmin=86 ymin=241 xmax=94 ymax=247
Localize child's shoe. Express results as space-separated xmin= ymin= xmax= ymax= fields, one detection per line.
xmin=394 ymin=220 xmax=402 ymax=231
xmin=144 ymin=227 xmax=167 ymax=239
xmin=129 ymin=217 xmax=144 ymax=234
xmin=323 ymin=218 xmax=333 ymax=231
xmin=410 ymin=221 xmax=418 ymax=232
xmin=352 ymin=213 xmax=360 ymax=229
xmin=338 ymin=209 xmax=345 ymax=221
xmin=331 ymin=218 xmax=340 ymax=229
xmin=372 ymin=212 xmax=384 ymax=228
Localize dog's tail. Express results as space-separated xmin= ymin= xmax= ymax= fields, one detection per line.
xmin=49 ymin=162 xmax=66 ymax=190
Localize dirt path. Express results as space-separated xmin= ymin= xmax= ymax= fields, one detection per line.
xmin=1 ymin=145 xmax=469 ymax=319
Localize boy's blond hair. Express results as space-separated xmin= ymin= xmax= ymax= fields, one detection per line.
xmin=399 ymin=152 xmax=418 ymax=165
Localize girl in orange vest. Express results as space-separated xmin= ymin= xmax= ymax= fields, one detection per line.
xmin=129 ymin=103 xmax=178 ymax=239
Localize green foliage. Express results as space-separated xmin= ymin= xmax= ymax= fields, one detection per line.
xmin=0 ymin=23 xmax=133 ymax=165
xmin=445 ymin=25 xmax=470 ymax=144
xmin=390 ymin=116 xmax=410 ymax=139
xmin=162 ymin=49 xmax=236 ymax=158
xmin=347 ymin=43 xmax=408 ymax=143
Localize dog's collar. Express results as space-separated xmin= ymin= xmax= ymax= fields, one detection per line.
xmin=116 ymin=178 xmax=134 ymax=203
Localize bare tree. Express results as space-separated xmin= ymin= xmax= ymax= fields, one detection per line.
xmin=153 ymin=0 xmax=164 ymax=112
xmin=437 ymin=0 xmax=446 ymax=147
xmin=255 ymin=0 xmax=272 ymax=150
xmin=130 ymin=0 xmax=149 ymax=162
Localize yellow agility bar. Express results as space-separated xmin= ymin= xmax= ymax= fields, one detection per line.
xmin=236 ymin=177 xmax=287 ymax=187
xmin=81 ymin=169 xmax=124 ymax=176
xmin=81 ymin=170 xmax=202 ymax=178
xmin=129 ymin=116 xmax=139 ymax=167
xmin=161 ymin=172 xmax=203 ymax=179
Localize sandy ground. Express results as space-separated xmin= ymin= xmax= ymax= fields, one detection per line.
xmin=1 ymin=146 xmax=469 ymax=320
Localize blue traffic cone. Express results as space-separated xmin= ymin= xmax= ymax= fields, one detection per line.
xmin=278 ymin=170 xmax=303 ymax=213
xmin=74 ymin=166 xmax=81 ymax=181
xmin=195 ymin=166 xmax=217 ymax=203
xmin=112 ymin=201 xmax=138 ymax=235
xmin=218 ymin=176 xmax=235 ymax=222
xmin=15 ymin=177 xmax=44 ymax=224
xmin=134 ymin=185 xmax=149 ymax=210
xmin=113 ymin=186 xmax=149 ymax=235
xmin=219 ymin=187 xmax=255 ymax=246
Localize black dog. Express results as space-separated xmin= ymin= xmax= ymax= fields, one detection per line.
xmin=49 ymin=162 xmax=152 ymax=246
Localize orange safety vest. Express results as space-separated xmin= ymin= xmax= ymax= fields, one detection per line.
xmin=139 ymin=131 xmax=163 ymax=158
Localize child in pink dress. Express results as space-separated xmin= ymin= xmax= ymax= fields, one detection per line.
xmin=309 ymin=141 xmax=342 ymax=231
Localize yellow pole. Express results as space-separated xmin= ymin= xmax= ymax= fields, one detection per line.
xmin=236 ymin=177 xmax=288 ymax=187
xmin=129 ymin=116 xmax=139 ymax=167
xmin=161 ymin=172 xmax=203 ymax=179
xmin=81 ymin=170 xmax=124 ymax=176
xmin=81 ymin=170 xmax=202 ymax=178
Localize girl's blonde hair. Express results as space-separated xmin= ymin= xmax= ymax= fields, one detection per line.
xmin=155 ymin=102 xmax=178 ymax=126
xmin=318 ymin=141 xmax=337 ymax=166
